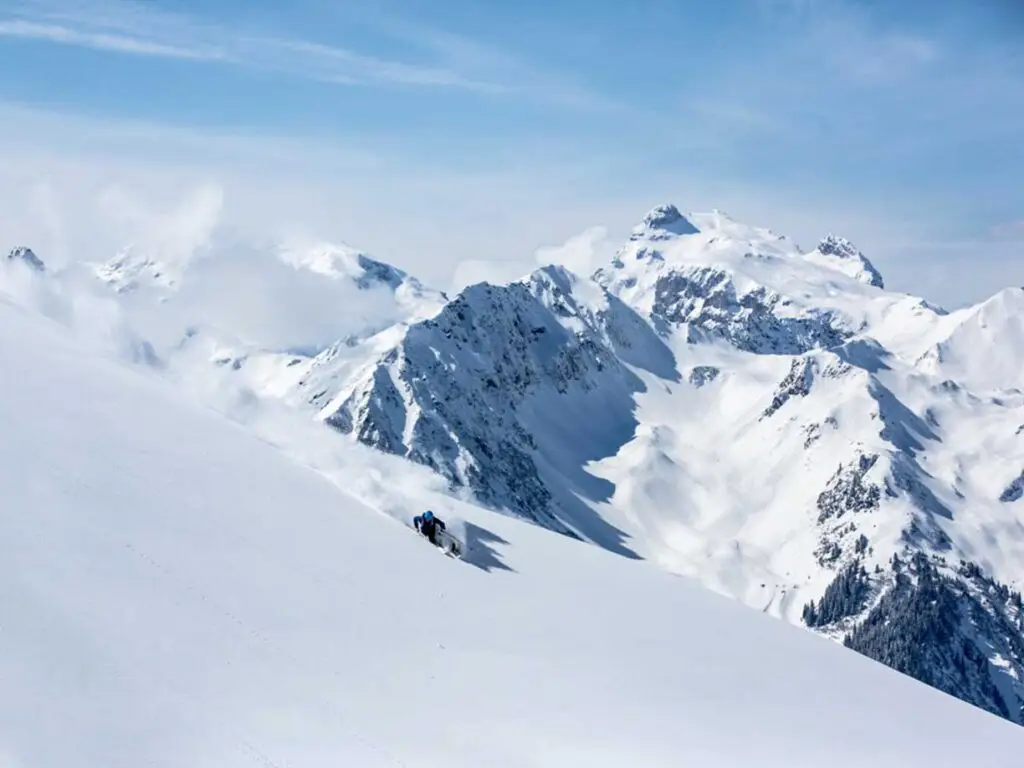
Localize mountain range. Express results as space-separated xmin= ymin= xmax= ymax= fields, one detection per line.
xmin=5 ymin=266 xmax=1023 ymax=767
xmin=6 ymin=200 xmax=1024 ymax=727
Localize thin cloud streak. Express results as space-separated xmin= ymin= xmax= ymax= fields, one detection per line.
xmin=0 ymin=0 xmax=612 ymax=107
xmin=0 ymin=9 xmax=480 ymax=89
xmin=331 ymin=6 xmax=624 ymax=111
xmin=261 ymin=37 xmax=507 ymax=93
xmin=0 ymin=18 xmax=225 ymax=60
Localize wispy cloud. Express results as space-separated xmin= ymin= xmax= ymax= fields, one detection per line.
xmin=653 ymin=0 xmax=1024 ymax=165
xmin=0 ymin=2 xmax=481 ymax=89
xmin=0 ymin=1 xmax=1019 ymax=312
xmin=330 ymin=7 xmax=621 ymax=111
xmin=0 ymin=98 xmax=1019 ymax=312
xmin=0 ymin=0 xmax=609 ymax=106
xmin=534 ymin=225 xmax=611 ymax=276
xmin=757 ymin=0 xmax=942 ymax=84
xmin=0 ymin=101 xmax=633 ymax=288
xmin=0 ymin=18 xmax=224 ymax=60
xmin=252 ymin=37 xmax=505 ymax=93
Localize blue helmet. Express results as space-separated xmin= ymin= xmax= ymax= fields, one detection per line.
xmin=423 ymin=510 xmax=434 ymax=521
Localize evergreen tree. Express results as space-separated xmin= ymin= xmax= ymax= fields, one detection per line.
xmin=803 ymin=561 xmax=871 ymax=627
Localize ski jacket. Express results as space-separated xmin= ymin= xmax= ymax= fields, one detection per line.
xmin=414 ymin=515 xmax=446 ymax=537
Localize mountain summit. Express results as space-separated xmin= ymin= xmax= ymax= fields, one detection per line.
xmin=810 ymin=234 xmax=885 ymax=288
xmin=632 ymin=203 xmax=701 ymax=239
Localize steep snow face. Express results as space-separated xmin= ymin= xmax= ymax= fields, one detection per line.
xmin=4 ymin=294 xmax=1024 ymax=768
xmin=581 ymin=210 xmax=1024 ymax=723
xmin=318 ymin=265 xmax=673 ymax=554
xmin=917 ymin=288 xmax=1024 ymax=392
xmin=599 ymin=350 xmax=1024 ymax=724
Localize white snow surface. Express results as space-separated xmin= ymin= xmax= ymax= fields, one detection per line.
xmin=916 ymin=287 xmax=1024 ymax=392
xmin=5 ymin=202 xmax=1024 ymax=758
xmin=1 ymin=276 xmax=1022 ymax=766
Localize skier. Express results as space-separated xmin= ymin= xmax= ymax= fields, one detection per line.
xmin=413 ymin=510 xmax=447 ymax=547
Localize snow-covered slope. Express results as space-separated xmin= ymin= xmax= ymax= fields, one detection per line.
xmin=3 ymin=289 xmax=1023 ymax=767
xmin=239 ymin=203 xmax=1024 ymax=725
xmin=916 ymin=287 xmax=1024 ymax=391
xmin=316 ymin=265 xmax=673 ymax=554
xmin=595 ymin=207 xmax=1024 ymax=723
xmin=6 ymin=200 xmax=1024 ymax=732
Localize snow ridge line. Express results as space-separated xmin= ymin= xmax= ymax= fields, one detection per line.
xmin=123 ymin=541 xmax=411 ymax=768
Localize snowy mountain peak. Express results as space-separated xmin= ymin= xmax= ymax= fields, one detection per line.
xmin=355 ymin=253 xmax=405 ymax=289
xmin=276 ymin=240 xmax=445 ymax=308
xmin=278 ymin=240 xmax=399 ymax=287
xmin=631 ymin=204 xmax=700 ymax=240
xmin=525 ymin=263 xmax=579 ymax=297
xmin=597 ymin=208 xmax=878 ymax=355
xmin=6 ymin=246 xmax=45 ymax=272
xmin=818 ymin=234 xmax=860 ymax=259
xmin=526 ymin=262 xmax=604 ymax=300
xmin=810 ymin=234 xmax=885 ymax=288
xmin=93 ymin=245 xmax=181 ymax=293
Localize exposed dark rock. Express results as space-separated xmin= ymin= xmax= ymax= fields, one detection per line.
xmin=817 ymin=455 xmax=881 ymax=523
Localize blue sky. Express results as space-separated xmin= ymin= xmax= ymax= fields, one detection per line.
xmin=0 ymin=0 xmax=1021 ymax=306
